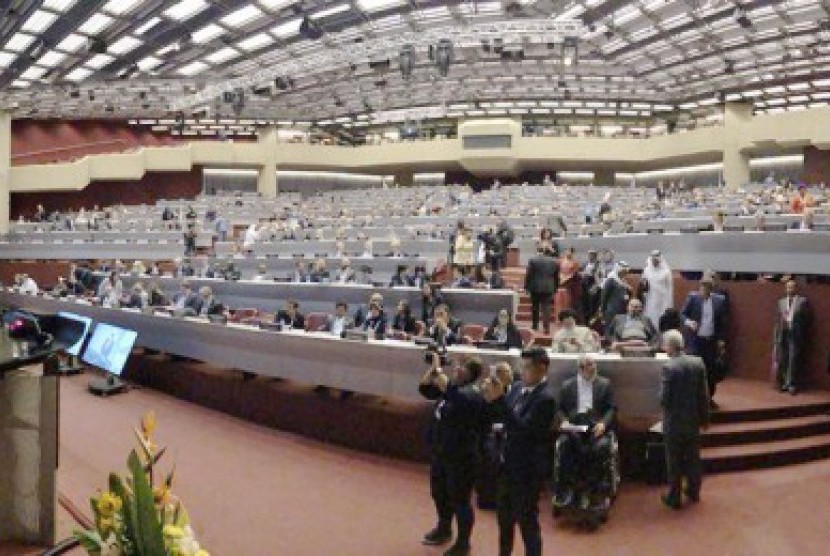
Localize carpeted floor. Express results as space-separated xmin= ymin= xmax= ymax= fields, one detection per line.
xmin=56 ymin=373 xmax=830 ymax=556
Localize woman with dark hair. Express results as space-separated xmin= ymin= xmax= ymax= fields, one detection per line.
xmin=483 ymin=309 xmax=523 ymax=349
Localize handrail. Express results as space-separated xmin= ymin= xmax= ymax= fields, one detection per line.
xmin=11 ymin=139 xmax=132 ymax=164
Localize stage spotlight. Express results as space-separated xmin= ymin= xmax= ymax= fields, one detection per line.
xmin=562 ymin=37 xmax=578 ymax=66
xmin=399 ymin=44 xmax=415 ymax=80
xmin=435 ymin=39 xmax=453 ymax=77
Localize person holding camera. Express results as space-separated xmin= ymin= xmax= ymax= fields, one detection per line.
xmin=419 ymin=353 xmax=488 ymax=556
xmin=481 ymin=348 xmax=557 ymax=556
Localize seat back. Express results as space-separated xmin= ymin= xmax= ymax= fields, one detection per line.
xmin=461 ymin=324 xmax=487 ymax=345
xmin=519 ymin=328 xmax=536 ymax=348
xmin=230 ymin=307 xmax=258 ymax=323
xmin=305 ymin=312 xmax=329 ymax=332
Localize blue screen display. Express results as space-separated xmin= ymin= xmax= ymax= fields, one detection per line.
xmin=57 ymin=311 xmax=93 ymax=357
xmin=82 ymin=323 xmax=138 ymax=376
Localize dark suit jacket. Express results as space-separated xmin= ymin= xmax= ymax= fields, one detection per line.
xmin=600 ymin=277 xmax=630 ymax=324
xmin=556 ymin=375 xmax=616 ymax=430
xmin=427 ymin=318 xmax=462 ymax=346
xmin=362 ymin=313 xmax=388 ymax=333
xmin=421 ymin=293 xmax=445 ymax=324
xmin=773 ymin=295 xmax=810 ymax=346
xmin=195 ymin=297 xmax=224 ymax=316
xmin=524 ymin=254 xmax=560 ymax=296
xmin=420 ymin=382 xmax=487 ymax=461
xmin=391 ymin=313 xmax=417 ymax=334
xmin=275 ymin=310 xmax=306 ymax=329
xmin=608 ymin=314 xmax=659 ymax=347
xmin=173 ymin=291 xmax=201 ymax=312
xmin=660 ymin=354 xmax=710 ymax=437
xmin=388 ymin=274 xmax=414 ymax=288
xmin=493 ymin=380 xmax=557 ymax=480
xmin=483 ymin=321 xmax=523 ymax=349
xmin=680 ymin=292 xmax=728 ymax=344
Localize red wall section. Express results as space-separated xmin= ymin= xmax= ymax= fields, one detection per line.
xmin=673 ymin=276 xmax=830 ymax=390
xmin=803 ymin=146 xmax=830 ymax=185
xmin=10 ymin=119 xmax=180 ymax=165
xmin=9 ymin=167 xmax=203 ymax=218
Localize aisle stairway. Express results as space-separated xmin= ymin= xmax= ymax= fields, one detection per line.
xmin=501 ymin=266 xmax=560 ymax=347
xmin=703 ymin=394 xmax=830 ymax=473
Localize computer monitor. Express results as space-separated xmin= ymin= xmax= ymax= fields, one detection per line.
xmin=82 ymin=323 xmax=138 ymax=377
xmin=56 ymin=311 xmax=93 ymax=357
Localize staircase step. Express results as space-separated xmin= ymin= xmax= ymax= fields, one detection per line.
xmin=710 ymin=401 xmax=830 ymax=424
xmin=702 ymin=432 xmax=830 ymax=473
xmin=702 ymin=414 xmax=830 ymax=448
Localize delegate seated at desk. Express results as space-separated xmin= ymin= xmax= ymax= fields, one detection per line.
xmin=607 ymin=299 xmax=658 ymax=352
xmin=551 ymin=309 xmax=599 ymax=353
xmin=322 ymin=301 xmax=354 ymax=335
xmin=276 ymin=299 xmax=306 ymax=329
xmin=483 ymin=309 xmax=522 ymax=349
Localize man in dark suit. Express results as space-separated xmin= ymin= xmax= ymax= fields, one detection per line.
xmin=427 ymin=305 xmax=463 ymax=346
xmin=420 ymin=355 xmax=487 ymax=556
xmin=553 ymin=354 xmax=616 ymax=506
xmin=482 ymin=347 xmax=557 ymax=556
xmin=659 ymin=329 xmax=710 ymax=509
xmin=607 ymin=298 xmax=659 ymax=352
xmin=195 ymin=286 xmax=225 ymax=317
xmin=361 ymin=302 xmax=387 ymax=337
xmin=680 ymin=276 xmax=728 ymax=404
xmin=600 ymin=262 xmax=632 ymax=338
xmin=774 ymin=279 xmax=810 ymax=395
xmin=275 ymin=299 xmax=306 ymax=329
xmin=524 ymin=246 xmax=560 ymax=334
xmin=172 ymin=281 xmax=200 ymax=313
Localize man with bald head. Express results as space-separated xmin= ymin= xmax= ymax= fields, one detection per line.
xmin=607 ymin=298 xmax=659 ymax=352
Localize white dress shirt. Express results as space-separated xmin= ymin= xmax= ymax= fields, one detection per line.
xmin=698 ymin=296 xmax=715 ymax=338
xmin=330 ymin=316 xmax=347 ymax=336
xmin=577 ymin=374 xmax=594 ymax=414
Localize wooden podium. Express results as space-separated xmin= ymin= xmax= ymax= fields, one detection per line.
xmin=0 ymin=331 xmax=60 ymax=548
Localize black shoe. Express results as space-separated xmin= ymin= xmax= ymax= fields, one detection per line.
xmin=684 ymin=490 xmax=700 ymax=504
xmin=443 ymin=543 xmax=470 ymax=556
xmin=661 ymin=494 xmax=682 ymax=510
xmin=789 ymin=386 xmax=797 ymax=396
xmin=780 ymin=384 xmax=788 ymax=392
xmin=422 ymin=527 xmax=452 ymax=546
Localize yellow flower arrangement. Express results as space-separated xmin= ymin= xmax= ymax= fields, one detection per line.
xmin=74 ymin=411 xmax=209 ymax=556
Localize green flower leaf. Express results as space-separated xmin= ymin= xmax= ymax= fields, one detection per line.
xmin=128 ymin=449 xmax=167 ymax=555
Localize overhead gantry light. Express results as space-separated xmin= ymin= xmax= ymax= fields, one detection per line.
xmin=399 ymin=44 xmax=415 ymax=80
xmin=435 ymin=39 xmax=453 ymax=77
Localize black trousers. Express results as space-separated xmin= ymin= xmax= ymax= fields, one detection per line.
xmin=430 ymin=456 xmax=477 ymax=547
xmin=692 ymin=336 xmax=718 ymax=398
xmin=664 ymin=433 xmax=702 ymax=502
xmin=497 ymin=473 xmax=543 ymax=556
xmin=529 ymin=293 xmax=552 ymax=334
xmin=556 ymin=433 xmax=611 ymax=492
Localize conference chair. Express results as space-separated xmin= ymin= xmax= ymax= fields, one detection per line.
xmin=460 ymin=324 xmax=487 ymax=345
xmin=519 ymin=328 xmax=536 ymax=349
xmin=230 ymin=307 xmax=259 ymax=324
xmin=305 ymin=312 xmax=329 ymax=332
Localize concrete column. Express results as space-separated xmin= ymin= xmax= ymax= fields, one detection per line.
xmin=593 ymin=169 xmax=615 ymax=186
xmin=393 ymin=171 xmax=414 ymax=187
xmin=0 ymin=111 xmax=10 ymax=234
xmin=257 ymin=125 xmax=278 ymax=197
xmin=723 ymin=102 xmax=752 ymax=189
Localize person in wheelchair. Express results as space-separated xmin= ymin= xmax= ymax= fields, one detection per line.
xmin=553 ymin=354 xmax=617 ymax=509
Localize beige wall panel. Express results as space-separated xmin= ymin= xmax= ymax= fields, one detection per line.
xmin=9 ymin=159 xmax=90 ymax=192
xmin=144 ymin=145 xmax=194 ymax=171
xmin=89 ymin=152 xmax=145 ymax=180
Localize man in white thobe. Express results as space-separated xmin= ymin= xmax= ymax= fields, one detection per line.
xmin=642 ymin=250 xmax=673 ymax=329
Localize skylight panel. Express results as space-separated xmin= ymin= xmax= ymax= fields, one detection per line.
xmin=103 ymin=0 xmax=145 ymax=15
xmin=135 ymin=17 xmax=161 ymax=35
xmin=11 ymin=80 xmax=31 ymax=88
xmin=56 ymin=34 xmax=86 ymax=52
xmin=5 ymin=33 xmax=35 ymax=52
xmin=237 ymin=33 xmax=274 ymax=51
xmin=357 ymin=0 xmax=405 ymax=12
xmin=65 ymin=67 xmax=93 ymax=81
xmin=0 ymin=52 xmax=16 ymax=68
xmin=22 ymin=10 xmax=58 ymax=33
xmin=178 ymin=60 xmax=208 ymax=75
xmin=108 ymin=36 xmax=142 ymax=55
xmin=164 ymin=0 xmax=209 ymax=21
xmin=259 ymin=0 xmax=295 ymax=10
xmin=270 ymin=18 xmax=301 ymax=38
xmin=221 ymin=5 xmax=264 ymax=27
xmin=85 ymin=53 xmax=114 ymax=69
xmin=20 ymin=66 xmax=47 ymax=80
xmin=137 ymin=55 xmax=163 ymax=71
xmin=311 ymin=3 xmax=350 ymax=19
xmin=192 ymin=23 xmax=224 ymax=43
xmin=37 ymin=50 xmax=67 ymax=67
xmin=206 ymin=47 xmax=241 ymax=64
xmin=78 ymin=13 xmax=114 ymax=35
xmin=42 ymin=0 xmax=77 ymax=12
